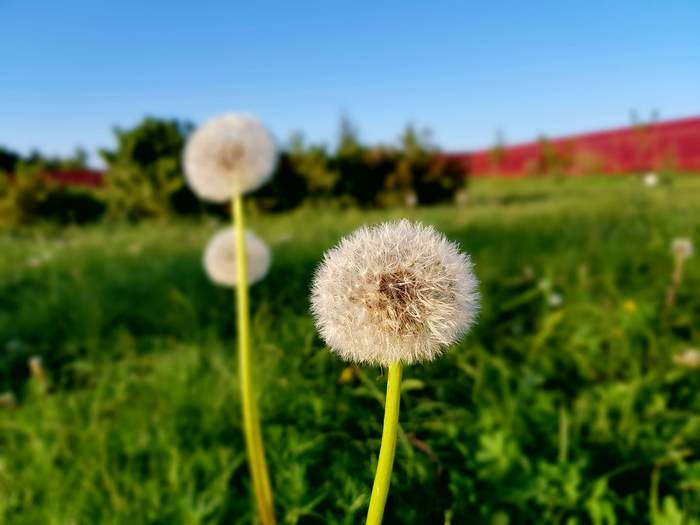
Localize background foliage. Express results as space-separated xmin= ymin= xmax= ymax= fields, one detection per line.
xmin=0 ymin=116 xmax=467 ymax=227
xmin=1 ymin=176 xmax=698 ymax=523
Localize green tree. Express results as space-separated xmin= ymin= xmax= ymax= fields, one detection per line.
xmin=99 ymin=117 xmax=194 ymax=219
xmin=0 ymin=146 xmax=20 ymax=173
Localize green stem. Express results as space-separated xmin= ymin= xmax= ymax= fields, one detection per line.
xmin=366 ymin=362 xmax=403 ymax=525
xmin=558 ymin=404 xmax=569 ymax=464
xmin=232 ymin=193 xmax=276 ymax=525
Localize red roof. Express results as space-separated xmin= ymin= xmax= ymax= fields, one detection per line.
xmin=46 ymin=169 xmax=104 ymax=187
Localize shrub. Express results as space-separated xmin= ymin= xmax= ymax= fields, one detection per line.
xmin=99 ymin=117 xmax=195 ymax=219
xmin=0 ymin=165 xmax=105 ymax=227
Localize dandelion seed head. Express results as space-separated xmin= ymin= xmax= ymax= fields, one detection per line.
xmin=0 ymin=391 xmax=16 ymax=409
xmin=203 ymin=228 xmax=271 ymax=287
xmin=643 ymin=172 xmax=659 ymax=187
xmin=548 ymin=292 xmax=563 ymax=308
xmin=28 ymin=355 xmax=44 ymax=379
xmin=311 ymin=220 xmax=479 ymax=366
xmin=671 ymin=238 xmax=694 ymax=260
xmin=673 ymin=348 xmax=700 ymax=370
xmin=184 ymin=113 xmax=277 ymax=202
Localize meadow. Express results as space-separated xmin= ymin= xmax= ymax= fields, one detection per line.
xmin=1 ymin=175 xmax=699 ymax=524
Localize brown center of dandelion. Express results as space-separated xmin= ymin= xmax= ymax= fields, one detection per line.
xmin=357 ymin=268 xmax=425 ymax=335
xmin=216 ymin=143 xmax=245 ymax=172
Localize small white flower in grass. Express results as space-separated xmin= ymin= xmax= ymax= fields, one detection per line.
xmin=184 ymin=113 xmax=277 ymax=202
xmin=673 ymin=349 xmax=700 ymax=370
xmin=548 ymin=292 xmax=563 ymax=308
xmin=0 ymin=391 xmax=17 ymax=409
xmin=28 ymin=355 xmax=45 ymax=380
xmin=203 ymin=229 xmax=271 ymax=287
xmin=671 ymin=238 xmax=694 ymax=260
xmin=643 ymin=172 xmax=658 ymax=187
xmin=311 ymin=220 xmax=479 ymax=366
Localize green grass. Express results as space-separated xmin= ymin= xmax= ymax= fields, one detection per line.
xmin=1 ymin=175 xmax=700 ymax=524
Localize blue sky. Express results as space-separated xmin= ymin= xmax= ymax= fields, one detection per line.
xmin=2 ymin=1 xmax=699 ymax=164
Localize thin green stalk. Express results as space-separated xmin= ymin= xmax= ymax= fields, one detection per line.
xmin=366 ymin=362 xmax=403 ymax=525
xmin=558 ymin=404 xmax=569 ymax=464
xmin=232 ymin=193 xmax=276 ymax=525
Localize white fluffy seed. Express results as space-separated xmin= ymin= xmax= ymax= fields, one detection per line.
xmin=311 ymin=220 xmax=479 ymax=366
xmin=203 ymin=228 xmax=271 ymax=287
xmin=184 ymin=113 xmax=277 ymax=202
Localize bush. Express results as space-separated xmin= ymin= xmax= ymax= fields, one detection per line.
xmin=99 ymin=117 xmax=195 ymax=219
xmin=0 ymin=165 xmax=105 ymax=227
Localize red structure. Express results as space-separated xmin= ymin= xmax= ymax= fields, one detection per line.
xmin=46 ymin=169 xmax=104 ymax=187
xmin=448 ymin=116 xmax=700 ymax=176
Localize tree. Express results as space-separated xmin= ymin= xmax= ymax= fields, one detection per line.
xmin=0 ymin=146 xmax=20 ymax=173
xmin=99 ymin=117 xmax=194 ymax=219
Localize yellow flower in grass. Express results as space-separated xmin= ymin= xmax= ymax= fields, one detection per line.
xmin=623 ymin=299 xmax=637 ymax=314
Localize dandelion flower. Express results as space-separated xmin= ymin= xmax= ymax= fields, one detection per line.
xmin=548 ymin=292 xmax=563 ymax=308
xmin=673 ymin=349 xmax=700 ymax=370
xmin=671 ymin=238 xmax=694 ymax=260
xmin=666 ymin=237 xmax=694 ymax=314
xmin=311 ymin=220 xmax=479 ymax=525
xmin=311 ymin=219 xmax=479 ymax=366
xmin=184 ymin=113 xmax=277 ymax=202
xmin=623 ymin=299 xmax=637 ymax=314
xmin=643 ymin=172 xmax=659 ymax=187
xmin=0 ymin=391 xmax=17 ymax=409
xmin=203 ymin=228 xmax=271 ymax=287
xmin=28 ymin=355 xmax=44 ymax=379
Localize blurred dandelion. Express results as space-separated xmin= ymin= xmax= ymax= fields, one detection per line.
xmin=672 ymin=349 xmax=700 ymax=370
xmin=203 ymin=228 xmax=271 ymax=287
xmin=0 ymin=391 xmax=17 ymax=409
xmin=671 ymin=238 xmax=694 ymax=260
xmin=404 ymin=191 xmax=418 ymax=208
xmin=454 ymin=188 xmax=469 ymax=207
xmin=184 ymin=113 xmax=277 ymax=202
xmin=643 ymin=172 xmax=659 ymax=187
xmin=185 ymin=112 xmax=278 ymax=525
xmin=311 ymin=220 xmax=479 ymax=524
xmin=665 ymin=237 xmax=694 ymax=314
xmin=548 ymin=292 xmax=563 ymax=308
xmin=28 ymin=355 xmax=45 ymax=380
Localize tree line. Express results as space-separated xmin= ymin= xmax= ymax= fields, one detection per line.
xmin=0 ymin=117 xmax=468 ymax=226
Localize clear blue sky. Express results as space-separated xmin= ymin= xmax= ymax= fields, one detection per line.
xmin=2 ymin=1 xmax=699 ymax=164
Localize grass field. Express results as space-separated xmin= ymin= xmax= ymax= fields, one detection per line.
xmin=1 ymin=175 xmax=699 ymax=524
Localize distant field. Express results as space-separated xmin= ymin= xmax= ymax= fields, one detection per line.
xmin=1 ymin=175 xmax=699 ymax=524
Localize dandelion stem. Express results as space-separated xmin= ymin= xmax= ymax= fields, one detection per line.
xmin=366 ymin=362 xmax=403 ymax=525
xmin=558 ymin=404 xmax=569 ymax=464
xmin=664 ymin=254 xmax=685 ymax=314
xmin=232 ymin=193 xmax=276 ymax=525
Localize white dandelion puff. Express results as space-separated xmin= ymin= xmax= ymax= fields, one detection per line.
xmin=28 ymin=355 xmax=45 ymax=380
xmin=311 ymin=220 xmax=479 ymax=366
xmin=203 ymin=228 xmax=271 ymax=287
xmin=0 ymin=391 xmax=17 ymax=409
xmin=672 ymin=348 xmax=700 ymax=370
xmin=671 ymin=238 xmax=694 ymax=260
xmin=643 ymin=172 xmax=658 ymax=187
xmin=548 ymin=292 xmax=563 ymax=308
xmin=184 ymin=113 xmax=277 ymax=202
